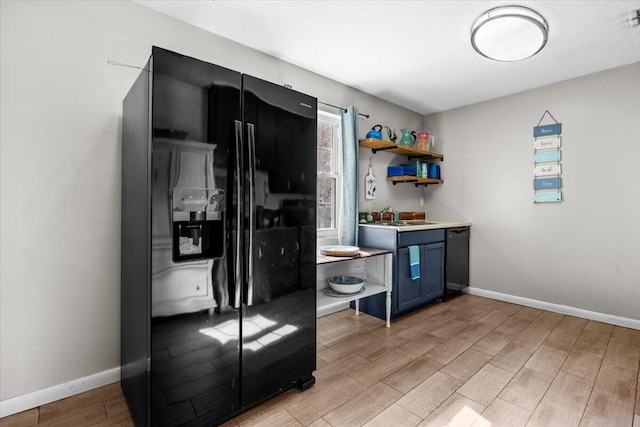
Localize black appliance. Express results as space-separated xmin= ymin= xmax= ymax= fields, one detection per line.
xmin=445 ymin=227 xmax=470 ymax=297
xmin=121 ymin=47 xmax=317 ymax=426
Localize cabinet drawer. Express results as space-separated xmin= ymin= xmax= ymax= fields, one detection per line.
xmin=398 ymin=229 xmax=444 ymax=247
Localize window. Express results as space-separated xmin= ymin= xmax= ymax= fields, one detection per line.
xmin=317 ymin=111 xmax=342 ymax=245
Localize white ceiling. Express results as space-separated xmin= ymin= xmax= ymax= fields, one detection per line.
xmin=137 ymin=0 xmax=640 ymax=115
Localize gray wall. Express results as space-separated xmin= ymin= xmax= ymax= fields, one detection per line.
xmin=0 ymin=1 xmax=423 ymax=400
xmin=424 ymin=63 xmax=640 ymax=320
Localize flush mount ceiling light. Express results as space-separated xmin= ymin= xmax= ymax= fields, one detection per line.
xmin=471 ymin=5 xmax=548 ymax=62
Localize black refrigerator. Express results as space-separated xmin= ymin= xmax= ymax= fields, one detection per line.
xmin=121 ymin=47 xmax=317 ymax=426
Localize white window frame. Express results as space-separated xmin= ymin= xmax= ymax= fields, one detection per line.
xmin=317 ymin=110 xmax=343 ymax=247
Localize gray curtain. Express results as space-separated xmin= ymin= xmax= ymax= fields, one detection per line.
xmin=341 ymin=106 xmax=359 ymax=246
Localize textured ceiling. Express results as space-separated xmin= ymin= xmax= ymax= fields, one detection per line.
xmin=136 ymin=0 xmax=640 ymax=115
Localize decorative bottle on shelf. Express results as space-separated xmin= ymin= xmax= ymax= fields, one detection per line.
xmin=365 ymin=158 xmax=376 ymax=200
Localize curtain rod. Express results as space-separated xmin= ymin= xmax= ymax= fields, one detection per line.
xmin=319 ymin=101 xmax=370 ymax=119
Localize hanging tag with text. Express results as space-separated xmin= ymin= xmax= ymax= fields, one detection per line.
xmin=533 ymin=123 xmax=562 ymax=137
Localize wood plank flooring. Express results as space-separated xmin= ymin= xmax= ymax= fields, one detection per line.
xmin=2 ymin=294 xmax=639 ymax=426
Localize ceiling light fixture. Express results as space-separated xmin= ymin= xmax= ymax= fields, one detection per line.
xmin=471 ymin=5 xmax=548 ymax=62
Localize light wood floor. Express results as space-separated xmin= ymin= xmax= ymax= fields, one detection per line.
xmin=2 ymin=294 xmax=639 ymax=426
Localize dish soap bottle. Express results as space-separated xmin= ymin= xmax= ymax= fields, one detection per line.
xmin=366 ymin=210 xmax=374 ymax=223
xmin=365 ymin=157 xmax=376 ymax=200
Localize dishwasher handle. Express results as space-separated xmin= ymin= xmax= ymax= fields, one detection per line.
xmin=447 ymin=227 xmax=470 ymax=239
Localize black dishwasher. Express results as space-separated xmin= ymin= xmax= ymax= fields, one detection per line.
xmin=445 ymin=227 xmax=470 ymax=297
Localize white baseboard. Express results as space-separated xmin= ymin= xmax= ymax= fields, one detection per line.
xmin=463 ymin=287 xmax=640 ymax=330
xmin=0 ymin=367 xmax=121 ymax=418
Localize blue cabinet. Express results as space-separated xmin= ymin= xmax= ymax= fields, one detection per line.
xmin=355 ymin=227 xmax=445 ymax=319
xmin=397 ymin=243 xmax=444 ymax=311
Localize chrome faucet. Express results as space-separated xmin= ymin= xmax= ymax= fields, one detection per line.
xmin=379 ymin=206 xmax=391 ymax=221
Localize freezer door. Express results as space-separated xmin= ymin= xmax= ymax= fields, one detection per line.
xmin=241 ymin=75 xmax=317 ymax=407
xmin=149 ymin=47 xmax=242 ymax=426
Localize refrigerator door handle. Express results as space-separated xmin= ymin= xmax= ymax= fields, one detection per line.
xmin=233 ymin=120 xmax=243 ymax=309
xmin=246 ymin=122 xmax=256 ymax=307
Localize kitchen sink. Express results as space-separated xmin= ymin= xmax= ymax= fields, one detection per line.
xmin=370 ymin=220 xmax=439 ymax=227
xmin=404 ymin=220 xmax=440 ymax=225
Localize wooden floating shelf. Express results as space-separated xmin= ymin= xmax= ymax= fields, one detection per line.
xmin=359 ymin=138 xmax=444 ymax=160
xmin=387 ymin=176 xmax=444 ymax=186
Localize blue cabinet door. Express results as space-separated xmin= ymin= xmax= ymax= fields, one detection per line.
xmin=397 ymin=243 xmax=444 ymax=313
xmin=423 ymin=242 xmax=445 ymax=301
xmin=396 ymin=246 xmax=426 ymax=312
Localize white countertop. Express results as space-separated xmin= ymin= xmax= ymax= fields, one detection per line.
xmin=359 ymin=220 xmax=471 ymax=232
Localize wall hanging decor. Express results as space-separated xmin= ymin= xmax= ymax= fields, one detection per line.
xmin=533 ymin=110 xmax=562 ymax=203
xmin=365 ymin=156 xmax=376 ymax=200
